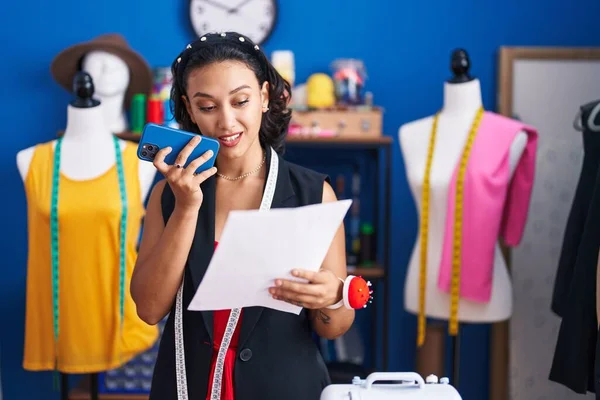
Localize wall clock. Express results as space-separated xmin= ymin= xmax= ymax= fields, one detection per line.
xmin=189 ymin=0 xmax=278 ymax=46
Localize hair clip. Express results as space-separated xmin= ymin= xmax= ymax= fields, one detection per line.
xmin=186 ymin=44 xmax=192 ymax=49
xmin=220 ymin=32 xmax=226 ymax=37
xmin=254 ymin=45 xmax=259 ymax=50
xmin=177 ymin=57 xmax=181 ymax=63
xmin=239 ymin=37 xmax=245 ymax=42
xmin=200 ymin=36 xmax=207 ymax=42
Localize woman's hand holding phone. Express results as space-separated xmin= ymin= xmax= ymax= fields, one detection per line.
xmin=153 ymin=135 xmax=217 ymax=211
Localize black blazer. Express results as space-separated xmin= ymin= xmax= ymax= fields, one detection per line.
xmin=149 ymin=146 xmax=332 ymax=400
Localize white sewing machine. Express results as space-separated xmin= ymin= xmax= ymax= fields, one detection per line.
xmin=320 ymin=372 xmax=462 ymax=400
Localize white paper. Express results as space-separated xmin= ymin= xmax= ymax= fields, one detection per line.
xmin=188 ymin=199 xmax=352 ymax=315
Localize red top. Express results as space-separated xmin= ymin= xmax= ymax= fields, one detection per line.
xmin=206 ymin=241 xmax=244 ymax=400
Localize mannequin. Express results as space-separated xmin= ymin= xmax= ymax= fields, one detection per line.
xmin=16 ymin=72 xmax=157 ymax=400
xmin=80 ymin=50 xmax=130 ymax=134
xmin=398 ymin=49 xmax=536 ymax=382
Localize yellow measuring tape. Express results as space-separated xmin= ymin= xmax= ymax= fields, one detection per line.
xmin=417 ymin=106 xmax=484 ymax=347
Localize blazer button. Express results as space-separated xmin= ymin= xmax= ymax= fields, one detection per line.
xmin=239 ymin=348 xmax=252 ymax=362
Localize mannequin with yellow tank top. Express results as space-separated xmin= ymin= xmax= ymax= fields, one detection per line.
xmin=16 ymin=72 xmax=158 ymax=399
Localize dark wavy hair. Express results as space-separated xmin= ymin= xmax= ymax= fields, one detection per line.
xmin=170 ymin=32 xmax=291 ymax=155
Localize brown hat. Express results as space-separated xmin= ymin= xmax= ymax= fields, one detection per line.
xmin=50 ymin=33 xmax=153 ymax=110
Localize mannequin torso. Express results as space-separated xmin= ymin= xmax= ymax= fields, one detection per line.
xmin=399 ymin=79 xmax=528 ymax=322
xmin=17 ymin=93 xmax=159 ymax=376
xmin=16 ymin=103 xmax=155 ymax=199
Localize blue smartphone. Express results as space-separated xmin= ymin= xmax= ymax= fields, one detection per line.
xmin=137 ymin=123 xmax=220 ymax=174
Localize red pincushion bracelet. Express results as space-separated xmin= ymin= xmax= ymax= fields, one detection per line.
xmin=326 ymin=275 xmax=373 ymax=310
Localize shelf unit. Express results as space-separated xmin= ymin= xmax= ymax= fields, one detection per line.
xmin=283 ymin=134 xmax=392 ymax=373
xmin=70 ymin=132 xmax=393 ymax=399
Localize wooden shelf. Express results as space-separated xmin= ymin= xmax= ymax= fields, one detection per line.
xmin=286 ymin=135 xmax=392 ymax=146
xmin=347 ymin=265 xmax=385 ymax=278
xmin=114 ymin=131 xmax=393 ymax=147
xmin=115 ymin=132 xmax=142 ymax=142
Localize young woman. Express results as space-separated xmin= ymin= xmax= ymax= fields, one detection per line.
xmin=130 ymin=31 xmax=356 ymax=399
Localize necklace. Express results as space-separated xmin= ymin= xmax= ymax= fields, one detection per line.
xmin=417 ymin=106 xmax=484 ymax=347
xmin=216 ymin=151 xmax=266 ymax=181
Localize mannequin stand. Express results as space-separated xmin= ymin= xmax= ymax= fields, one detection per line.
xmin=451 ymin=334 xmax=460 ymax=388
xmin=61 ymin=373 xmax=67 ymax=400
xmin=60 ymin=372 xmax=98 ymax=400
xmin=415 ymin=325 xmax=461 ymax=388
xmin=416 ymin=323 xmax=445 ymax=378
xmin=89 ymin=373 xmax=99 ymax=400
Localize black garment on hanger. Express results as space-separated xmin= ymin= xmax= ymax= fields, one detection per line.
xmin=549 ymin=99 xmax=600 ymax=394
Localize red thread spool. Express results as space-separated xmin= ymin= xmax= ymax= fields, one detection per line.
xmin=147 ymin=97 xmax=164 ymax=124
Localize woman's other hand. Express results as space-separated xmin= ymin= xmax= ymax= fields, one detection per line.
xmin=270 ymin=269 xmax=343 ymax=309
xmin=153 ymin=135 xmax=217 ymax=211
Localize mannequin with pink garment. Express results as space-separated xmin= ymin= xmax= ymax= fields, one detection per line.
xmin=398 ymin=49 xmax=538 ymax=382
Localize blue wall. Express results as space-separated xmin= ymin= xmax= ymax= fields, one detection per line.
xmin=2 ymin=1 xmax=600 ymax=399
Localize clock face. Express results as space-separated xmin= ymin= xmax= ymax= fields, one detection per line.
xmin=189 ymin=0 xmax=277 ymax=45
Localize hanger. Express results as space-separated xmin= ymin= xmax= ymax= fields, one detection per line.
xmin=588 ymin=101 xmax=600 ymax=132
xmin=574 ymin=100 xmax=600 ymax=132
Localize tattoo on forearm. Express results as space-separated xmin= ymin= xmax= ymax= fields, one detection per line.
xmin=316 ymin=310 xmax=331 ymax=325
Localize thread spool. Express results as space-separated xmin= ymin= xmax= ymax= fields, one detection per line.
xmin=147 ymin=96 xmax=164 ymax=124
xmin=130 ymin=94 xmax=147 ymax=134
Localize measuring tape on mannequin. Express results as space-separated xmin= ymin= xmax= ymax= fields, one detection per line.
xmin=418 ymin=106 xmax=484 ymax=346
xmin=50 ymin=136 xmax=128 ymax=371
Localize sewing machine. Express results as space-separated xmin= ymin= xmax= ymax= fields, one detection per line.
xmin=320 ymin=372 xmax=462 ymax=399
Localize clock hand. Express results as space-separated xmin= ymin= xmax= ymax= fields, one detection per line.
xmin=201 ymin=0 xmax=231 ymax=12
xmin=228 ymin=0 xmax=254 ymax=13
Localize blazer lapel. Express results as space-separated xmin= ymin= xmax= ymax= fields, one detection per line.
xmin=187 ymin=174 xmax=216 ymax=341
xmin=238 ymin=146 xmax=297 ymax=348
